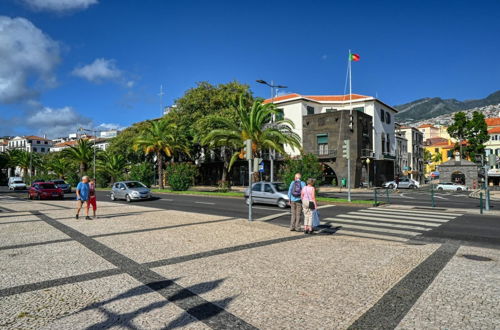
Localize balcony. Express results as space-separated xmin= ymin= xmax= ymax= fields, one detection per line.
xmin=314 ymin=149 xmax=337 ymax=158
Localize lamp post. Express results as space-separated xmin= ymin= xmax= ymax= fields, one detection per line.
xmin=256 ymin=79 xmax=288 ymax=182
xmin=366 ymin=157 xmax=371 ymax=188
xmin=79 ymin=127 xmax=103 ymax=180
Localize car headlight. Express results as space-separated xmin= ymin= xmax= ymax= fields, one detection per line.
xmin=131 ymin=191 xmax=140 ymax=196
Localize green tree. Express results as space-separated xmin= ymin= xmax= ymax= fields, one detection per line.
xmin=432 ymin=152 xmax=443 ymax=163
xmin=97 ymin=151 xmax=128 ymax=184
xmin=202 ymin=98 xmax=302 ymax=174
xmin=133 ymin=120 xmax=189 ymax=189
xmin=465 ymin=111 xmax=489 ymax=160
xmin=423 ymin=149 xmax=433 ymax=164
xmin=129 ymin=162 xmax=155 ymax=187
xmin=45 ymin=154 xmax=72 ymax=179
xmin=279 ymin=154 xmax=323 ymax=187
xmin=63 ymin=139 xmax=95 ymax=176
xmin=165 ymin=163 xmax=198 ymax=191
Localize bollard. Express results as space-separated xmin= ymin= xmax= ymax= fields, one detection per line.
xmin=479 ymin=192 xmax=483 ymax=214
xmin=431 ymin=184 xmax=435 ymax=208
xmin=386 ymin=188 xmax=390 ymax=204
xmin=373 ymin=188 xmax=378 ymax=207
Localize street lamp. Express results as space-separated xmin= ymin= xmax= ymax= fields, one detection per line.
xmin=366 ymin=157 xmax=371 ymax=188
xmin=256 ymin=79 xmax=288 ymax=182
xmin=79 ymin=127 xmax=103 ymax=181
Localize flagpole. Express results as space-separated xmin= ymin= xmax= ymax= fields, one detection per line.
xmin=349 ymin=49 xmax=352 ymax=115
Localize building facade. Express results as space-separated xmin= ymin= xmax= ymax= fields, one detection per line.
xmin=398 ymin=127 xmax=424 ymax=182
xmin=7 ymin=136 xmax=53 ymax=154
xmin=301 ymin=110 xmax=373 ymax=187
xmin=395 ymin=126 xmax=409 ymax=177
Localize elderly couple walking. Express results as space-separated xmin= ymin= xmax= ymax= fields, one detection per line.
xmin=288 ymin=173 xmax=318 ymax=234
xmin=75 ymin=176 xmax=97 ymax=220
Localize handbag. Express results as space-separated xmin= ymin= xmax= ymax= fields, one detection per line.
xmin=312 ymin=210 xmax=320 ymax=227
xmin=306 ymin=187 xmax=316 ymax=210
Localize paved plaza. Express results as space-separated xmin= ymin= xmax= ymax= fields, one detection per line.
xmin=0 ymin=196 xmax=498 ymax=329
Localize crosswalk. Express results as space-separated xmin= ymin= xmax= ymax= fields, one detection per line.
xmin=323 ymin=207 xmax=462 ymax=242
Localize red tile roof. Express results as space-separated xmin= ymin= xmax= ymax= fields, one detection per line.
xmin=488 ymin=126 xmax=500 ymax=134
xmin=24 ymin=135 xmax=50 ymax=141
xmin=263 ymin=93 xmax=372 ymax=104
xmin=53 ymin=141 xmax=78 ymax=148
xmin=418 ymin=124 xmax=435 ymax=128
xmin=486 ymin=118 xmax=500 ymax=127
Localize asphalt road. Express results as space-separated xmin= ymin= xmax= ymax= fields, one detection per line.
xmin=1 ymin=186 xmax=498 ymax=247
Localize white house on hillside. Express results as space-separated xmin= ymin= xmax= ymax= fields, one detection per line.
xmin=7 ymin=136 xmax=53 ymax=154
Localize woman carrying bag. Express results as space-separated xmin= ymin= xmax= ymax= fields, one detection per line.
xmin=301 ymin=178 xmax=317 ymax=234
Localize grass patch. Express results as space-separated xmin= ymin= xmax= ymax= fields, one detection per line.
xmin=151 ymin=189 xmax=243 ymax=197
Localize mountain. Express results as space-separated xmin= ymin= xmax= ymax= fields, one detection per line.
xmin=394 ymin=90 xmax=500 ymax=122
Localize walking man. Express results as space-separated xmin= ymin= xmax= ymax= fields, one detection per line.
xmin=288 ymin=173 xmax=306 ymax=231
xmin=87 ymin=178 xmax=97 ymax=219
xmin=76 ymin=176 xmax=91 ymax=220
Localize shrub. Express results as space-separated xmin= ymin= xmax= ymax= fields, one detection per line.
xmin=129 ymin=162 xmax=154 ymax=187
xmin=279 ymin=153 xmax=323 ymax=187
xmin=165 ymin=163 xmax=197 ymax=191
xmin=217 ymin=180 xmax=230 ymax=192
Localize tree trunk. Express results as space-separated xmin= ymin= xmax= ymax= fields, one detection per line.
xmin=80 ymin=162 xmax=85 ymax=177
xmin=158 ymin=152 xmax=164 ymax=189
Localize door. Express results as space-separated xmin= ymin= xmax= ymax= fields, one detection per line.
xmin=399 ymin=178 xmax=410 ymax=188
xmin=251 ymin=183 xmax=263 ymax=202
xmin=262 ymin=183 xmax=276 ymax=205
xmin=116 ymin=183 xmax=126 ymax=198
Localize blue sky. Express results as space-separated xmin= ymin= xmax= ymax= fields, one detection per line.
xmin=1 ymin=0 xmax=499 ymax=137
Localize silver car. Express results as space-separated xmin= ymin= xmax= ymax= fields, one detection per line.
xmin=50 ymin=179 xmax=71 ymax=193
xmin=244 ymin=182 xmax=289 ymax=208
xmin=383 ymin=178 xmax=419 ymax=189
xmin=110 ymin=181 xmax=152 ymax=202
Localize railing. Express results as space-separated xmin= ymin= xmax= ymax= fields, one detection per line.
xmin=314 ymin=149 xmax=337 ymax=158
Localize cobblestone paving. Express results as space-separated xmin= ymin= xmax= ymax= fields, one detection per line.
xmin=0 ymin=197 xmax=498 ymax=329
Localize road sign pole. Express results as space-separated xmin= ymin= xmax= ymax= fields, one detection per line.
xmin=479 ymin=192 xmax=483 ymax=214
xmin=431 ymin=184 xmax=435 ymax=208
xmin=484 ymin=165 xmax=490 ymax=211
xmin=248 ymin=158 xmax=252 ymax=221
xmin=373 ymin=188 xmax=378 ymax=207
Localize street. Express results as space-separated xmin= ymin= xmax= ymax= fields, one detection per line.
xmin=0 ymin=186 xmax=499 ymax=329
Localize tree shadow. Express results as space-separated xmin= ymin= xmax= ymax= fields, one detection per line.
xmin=68 ymin=278 xmax=234 ymax=329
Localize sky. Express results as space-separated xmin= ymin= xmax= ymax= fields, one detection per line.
xmin=1 ymin=0 xmax=499 ymax=138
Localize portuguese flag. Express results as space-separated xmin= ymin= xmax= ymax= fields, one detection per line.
xmin=350 ymin=53 xmax=360 ymax=61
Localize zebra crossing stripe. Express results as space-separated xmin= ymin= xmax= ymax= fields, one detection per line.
xmin=332 ymin=216 xmax=436 ymax=230
xmin=323 ymin=219 xmax=422 ymax=236
xmin=352 ymin=211 xmax=453 ymax=222
xmin=365 ymin=208 xmax=462 ymax=217
xmin=336 ymin=214 xmax=443 ymax=226
xmin=335 ymin=231 xmax=408 ymax=243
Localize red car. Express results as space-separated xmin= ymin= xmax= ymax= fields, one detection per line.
xmin=28 ymin=182 xmax=64 ymax=200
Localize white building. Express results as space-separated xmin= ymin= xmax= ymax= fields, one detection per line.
xmin=7 ymin=136 xmax=53 ymax=154
xmin=265 ymin=93 xmax=397 ymax=160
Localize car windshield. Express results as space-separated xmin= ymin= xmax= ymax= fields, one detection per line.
xmin=125 ymin=182 xmax=146 ymax=189
xmin=272 ymin=183 xmax=287 ymax=192
xmin=38 ymin=184 xmax=55 ymax=189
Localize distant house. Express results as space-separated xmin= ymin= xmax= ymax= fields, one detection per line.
xmin=50 ymin=140 xmax=79 ymax=152
xmin=7 ymin=136 xmax=53 ymax=154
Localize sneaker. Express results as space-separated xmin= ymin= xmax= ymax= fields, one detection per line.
xmin=85 ymin=216 xmax=91 ymax=220
xmin=290 ymin=228 xmax=296 ymax=232
xmin=75 ymin=214 xmax=79 ymax=220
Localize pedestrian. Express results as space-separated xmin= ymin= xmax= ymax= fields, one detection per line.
xmin=75 ymin=176 xmax=91 ymax=220
xmin=288 ymin=173 xmax=306 ymax=232
xmin=301 ymin=178 xmax=317 ymax=234
xmin=87 ymin=178 xmax=97 ymax=219
xmin=394 ymin=175 xmax=400 ymax=191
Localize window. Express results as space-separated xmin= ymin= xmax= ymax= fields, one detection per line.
xmin=28 ymin=140 xmax=32 ymax=144
xmin=37 ymin=140 xmax=40 ymax=144
xmin=264 ymin=184 xmax=273 ymax=193
xmin=307 ymin=106 xmax=315 ymax=115
xmin=325 ymin=108 xmax=337 ymax=113
xmin=33 ymin=147 xmax=37 ymax=152
xmin=434 ymin=148 xmax=439 ymax=153
xmin=380 ymin=109 xmax=385 ymax=123
xmin=114 ymin=183 xmax=120 ymax=188
xmin=252 ymin=183 xmax=262 ymax=192
xmin=276 ymin=108 xmax=284 ymax=121
xmin=41 ymin=147 xmax=45 ymax=152
xmin=386 ymin=133 xmax=390 ymax=152
xmin=44 ymin=141 xmax=48 ymax=145
xmin=353 ymin=107 xmax=364 ymax=112
xmin=381 ymin=135 xmax=386 ymax=153
xmin=317 ymin=134 xmax=329 ymax=155
xmin=386 ymin=112 xmax=391 ymax=124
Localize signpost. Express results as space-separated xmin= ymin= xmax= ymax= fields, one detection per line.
xmin=245 ymin=139 xmax=253 ymax=221
xmin=342 ymin=140 xmax=351 ymax=202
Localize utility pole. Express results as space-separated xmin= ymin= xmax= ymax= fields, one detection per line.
xmin=159 ymin=84 xmax=165 ymax=117
xmin=343 ymin=139 xmax=351 ymax=202
xmin=245 ymin=139 xmax=253 ymax=221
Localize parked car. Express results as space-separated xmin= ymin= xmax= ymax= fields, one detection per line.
xmin=28 ymin=182 xmax=64 ymax=200
xmin=50 ymin=179 xmax=71 ymax=193
xmin=382 ymin=178 xmax=420 ymax=189
xmin=436 ymin=182 xmax=468 ymax=192
xmin=244 ymin=182 xmax=289 ymax=208
xmin=8 ymin=177 xmax=26 ymax=190
xmin=110 ymin=181 xmax=152 ymax=202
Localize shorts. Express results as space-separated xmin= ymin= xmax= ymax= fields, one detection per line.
xmin=87 ymin=197 xmax=97 ymax=211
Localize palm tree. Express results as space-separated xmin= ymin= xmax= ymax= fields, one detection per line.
xmin=202 ymin=98 xmax=302 ymax=179
xmin=13 ymin=150 xmax=40 ymax=179
xmin=47 ymin=156 xmax=71 ymax=179
xmin=63 ymin=139 xmax=94 ymax=176
xmin=97 ymin=151 xmax=127 ymax=184
xmin=133 ymin=120 xmax=189 ymax=189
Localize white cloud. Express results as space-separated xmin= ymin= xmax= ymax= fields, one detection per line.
xmin=26 ymin=106 xmax=93 ymax=138
xmin=72 ymin=58 xmax=123 ymax=83
xmin=0 ymin=16 xmax=60 ymax=103
xmin=95 ymin=123 xmax=125 ymax=131
xmin=20 ymin=0 xmax=98 ymax=12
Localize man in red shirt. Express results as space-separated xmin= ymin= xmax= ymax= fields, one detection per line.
xmin=87 ymin=178 xmax=97 ymax=219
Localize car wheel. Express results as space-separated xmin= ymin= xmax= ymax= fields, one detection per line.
xmin=456 ymin=187 xmax=462 ymax=192
xmin=388 ymin=184 xmax=394 ymax=189
xmin=277 ymin=199 xmax=287 ymax=209
xmin=409 ymin=185 xmax=415 ymax=189
xmin=438 ymin=187 xmax=443 ymax=191
xmin=36 ymin=193 xmax=41 ymax=200
xmin=110 ymin=193 xmax=116 ymax=201
xmin=28 ymin=193 xmax=32 ymax=200
xmin=125 ymin=194 xmax=131 ymax=203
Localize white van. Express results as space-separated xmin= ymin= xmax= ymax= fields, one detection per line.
xmin=8 ymin=177 xmax=27 ymax=190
